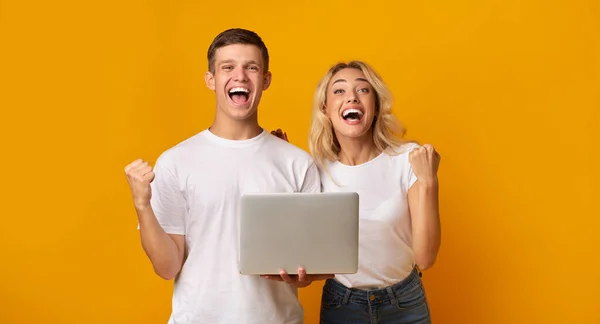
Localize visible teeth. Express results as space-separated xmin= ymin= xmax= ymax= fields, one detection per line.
xmin=342 ymin=108 xmax=363 ymax=117
xmin=229 ymin=87 xmax=249 ymax=93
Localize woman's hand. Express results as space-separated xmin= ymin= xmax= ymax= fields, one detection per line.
xmin=409 ymin=144 xmax=440 ymax=186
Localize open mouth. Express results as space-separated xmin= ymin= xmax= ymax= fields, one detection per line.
xmin=341 ymin=108 xmax=364 ymax=122
xmin=228 ymin=87 xmax=250 ymax=105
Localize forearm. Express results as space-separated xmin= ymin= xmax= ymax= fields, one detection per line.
xmin=411 ymin=181 xmax=441 ymax=270
xmin=137 ymin=205 xmax=184 ymax=280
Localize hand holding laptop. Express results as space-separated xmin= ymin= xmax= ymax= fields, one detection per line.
xmin=239 ymin=192 xmax=359 ymax=280
xmin=261 ymin=267 xmax=334 ymax=287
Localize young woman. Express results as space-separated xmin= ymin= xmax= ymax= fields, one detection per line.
xmin=273 ymin=60 xmax=441 ymax=323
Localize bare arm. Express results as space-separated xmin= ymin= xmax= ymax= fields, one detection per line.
xmin=407 ymin=145 xmax=442 ymax=270
xmin=137 ymin=205 xmax=185 ymax=280
xmin=408 ymin=180 xmax=441 ymax=270
xmin=125 ymin=158 xmax=186 ymax=280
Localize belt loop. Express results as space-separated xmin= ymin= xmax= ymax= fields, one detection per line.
xmin=415 ymin=264 xmax=422 ymax=277
xmin=342 ymin=288 xmax=351 ymax=305
xmin=386 ymin=286 xmax=396 ymax=305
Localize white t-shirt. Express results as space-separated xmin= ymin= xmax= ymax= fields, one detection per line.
xmin=148 ymin=129 xmax=321 ymax=324
xmin=319 ymin=143 xmax=420 ymax=289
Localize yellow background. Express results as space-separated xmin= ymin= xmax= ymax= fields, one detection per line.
xmin=1 ymin=0 xmax=598 ymax=323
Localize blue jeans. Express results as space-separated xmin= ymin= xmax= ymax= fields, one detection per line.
xmin=320 ymin=267 xmax=431 ymax=324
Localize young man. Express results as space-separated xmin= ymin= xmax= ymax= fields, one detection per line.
xmin=124 ymin=28 xmax=330 ymax=323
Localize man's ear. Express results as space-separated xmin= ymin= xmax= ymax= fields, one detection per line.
xmin=262 ymin=71 xmax=272 ymax=91
xmin=204 ymin=71 xmax=215 ymax=91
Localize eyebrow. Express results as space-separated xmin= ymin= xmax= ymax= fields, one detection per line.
xmin=332 ymin=77 xmax=369 ymax=85
xmin=218 ymin=59 xmax=261 ymax=66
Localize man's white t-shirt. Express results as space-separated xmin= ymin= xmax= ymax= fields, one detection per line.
xmin=148 ymin=129 xmax=321 ymax=324
xmin=319 ymin=143 xmax=420 ymax=289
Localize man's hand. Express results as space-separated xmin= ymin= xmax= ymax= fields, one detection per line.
xmin=124 ymin=159 xmax=155 ymax=210
xmin=270 ymin=128 xmax=289 ymax=142
xmin=261 ymin=267 xmax=334 ymax=288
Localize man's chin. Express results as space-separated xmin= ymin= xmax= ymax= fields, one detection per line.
xmin=215 ymin=99 xmax=258 ymax=120
xmin=225 ymin=107 xmax=257 ymax=121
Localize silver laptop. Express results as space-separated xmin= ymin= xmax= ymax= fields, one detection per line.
xmin=238 ymin=192 xmax=359 ymax=275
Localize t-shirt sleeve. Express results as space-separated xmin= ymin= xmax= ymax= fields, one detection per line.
xmin=300 ymin=162 xmax=322 ymax=193
xmin=402 ymin=144 xmax=421 ymax=193
xmin=147 ymin=155 xmax=187 ymax=235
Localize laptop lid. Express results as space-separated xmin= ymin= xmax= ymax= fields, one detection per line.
xmin=239 ymin=192 xmax=359 ymax=275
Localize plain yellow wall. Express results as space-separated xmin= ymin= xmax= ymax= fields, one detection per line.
xmin=1 ymin=0 xmax=598 ymax=323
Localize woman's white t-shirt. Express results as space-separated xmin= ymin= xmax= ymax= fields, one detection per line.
xmin=319 ymin=144 xmax=420 ymax=289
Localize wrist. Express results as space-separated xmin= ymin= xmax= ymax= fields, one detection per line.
xmin=419 ymin=177 xmax=439 ymax=189
xmin=135 ymin=201 xmax=152 ymax=212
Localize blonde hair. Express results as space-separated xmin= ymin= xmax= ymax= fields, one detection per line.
xmin=308 ymin=61 xmax=411 ymax=169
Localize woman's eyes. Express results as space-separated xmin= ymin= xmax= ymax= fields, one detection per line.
xmin=333 ymin=88 xmax=369 ymax=94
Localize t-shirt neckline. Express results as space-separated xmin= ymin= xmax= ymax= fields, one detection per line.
xmin=203 ymin=128 xmax=268 ymax=147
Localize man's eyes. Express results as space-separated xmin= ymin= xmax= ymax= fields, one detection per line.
xmin=221 ymin=65 xmax=259 ymax=71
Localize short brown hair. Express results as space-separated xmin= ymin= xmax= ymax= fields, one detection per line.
xmin=207 ymin=28 xmax=269 ymax=74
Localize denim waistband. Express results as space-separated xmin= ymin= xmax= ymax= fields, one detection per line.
xmin=323 ymin=266 xmax=423 ymax=306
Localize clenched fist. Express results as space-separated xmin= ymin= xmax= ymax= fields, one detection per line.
xmin=409 ymin=144 xmax=441 ymax=186
xmin=124 ymin=159 xmax=155 ymax=210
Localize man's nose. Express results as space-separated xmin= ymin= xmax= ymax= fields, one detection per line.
xmin=233 ymin=67 xmax=248 ymax=82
